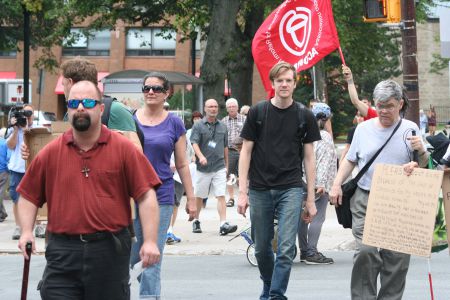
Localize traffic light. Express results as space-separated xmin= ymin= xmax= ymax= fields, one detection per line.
xmin=363 ymin=0 xmax=401 ymax=23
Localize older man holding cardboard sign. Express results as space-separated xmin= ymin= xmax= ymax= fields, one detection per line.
xmin=330 ymin=79 xmax=429 ymax=300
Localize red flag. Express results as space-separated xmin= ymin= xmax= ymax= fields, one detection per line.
xmin=252 ymin=0 xmax=341 ymax=96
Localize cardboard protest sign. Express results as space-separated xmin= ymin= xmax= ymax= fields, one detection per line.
xmin=441 ymin=169 xmax=450 ymax=254
xmin=24 ymin=122 xmax=70 ymax=220
xmin=363 ymin=164 xmax=443 ymax=257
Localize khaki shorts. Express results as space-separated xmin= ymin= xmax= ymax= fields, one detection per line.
xmin=195 ymin=168 xmax=226 ymax=198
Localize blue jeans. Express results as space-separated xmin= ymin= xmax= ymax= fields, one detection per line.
xmin=130 ymin=204 xmax=173 ymax=299
xmin=249 ymin=187 xmax=304 ymax=300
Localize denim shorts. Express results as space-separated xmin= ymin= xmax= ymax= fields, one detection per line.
xmin=9 ymin=171 xmax=24 ymax=203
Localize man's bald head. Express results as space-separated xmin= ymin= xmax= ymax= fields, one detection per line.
xmin=68 ymin=80 xmax=102 ymax=101
xmin=205 ymin=99 xmax=217 ymax=107
xmin=204 ymin=99 xmax=219 ymax=119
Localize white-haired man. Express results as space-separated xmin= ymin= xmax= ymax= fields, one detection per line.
xmin=330 ymin=79 xmax=428 ymax=299
xmin=222 ymin=98 xmax=246 ymax=207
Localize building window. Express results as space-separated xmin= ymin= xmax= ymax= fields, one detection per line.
xmin=63 ymin=28 xmax=111 ymax=56
xmin=126 ymin=28 xmax=176 ymax=56
xmin=0 ymin=50 xmax=16 ymax=57
xmin=195 ymin=33 xmax=201 ymax=57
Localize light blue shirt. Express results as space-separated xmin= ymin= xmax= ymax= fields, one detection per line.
xmin=7 ymin=127 xmax=26 ymax=173
xmin=419 ymin=113 xmax=428 ymax=130
xmin=347 ymin=118 xmax=422 ymax=190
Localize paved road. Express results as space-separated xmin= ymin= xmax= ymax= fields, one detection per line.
xmin=1 ymin=251 xmax=449 ymax=300
xmin=0 ymin=195 xmax=356 ymax=255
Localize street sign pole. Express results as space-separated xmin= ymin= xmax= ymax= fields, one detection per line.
xmin=401 ymin=0 xmax=420 ymax=126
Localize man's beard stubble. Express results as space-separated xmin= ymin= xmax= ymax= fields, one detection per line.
xmin=72 ymin=113 xmax=91 ymax=132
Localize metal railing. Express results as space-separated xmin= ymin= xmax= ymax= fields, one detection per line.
xmin=425 ymin=106 xmax=450 ymax=125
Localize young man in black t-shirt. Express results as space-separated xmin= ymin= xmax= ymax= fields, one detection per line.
xmin=237 ymin=62 xmax=321 ymax=300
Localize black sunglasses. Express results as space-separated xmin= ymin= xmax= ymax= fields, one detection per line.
xmin=142 ymin=85 xmax=166 ymax=94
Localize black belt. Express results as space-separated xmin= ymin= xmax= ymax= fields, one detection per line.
xmin=49 ymin=227 xmax=128 ymax=243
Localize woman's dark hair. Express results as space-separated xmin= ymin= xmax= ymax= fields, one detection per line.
xmin=317 ymin=117 xmax=327 ymax=130
xmin=191 ymin=111 xmax=203 ymax=123
xmin=143 ymin=72 xmax=170 ymax=91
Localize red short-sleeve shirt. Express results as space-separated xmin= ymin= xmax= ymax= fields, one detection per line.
xmin=363 ymin=106 xmax=378 ymax=121
xmin=17 ymin=126 xmax=161 ymax=234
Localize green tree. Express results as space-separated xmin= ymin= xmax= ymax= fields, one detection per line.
xmin=0 ymin=0 xmax=182 ymax=69
xmin=173 ymin=0 xmax=279 ymax=107
xmin=1 ymin=0 xmax=441 ymax=121
xmin=0 ymin=0 xmax=77 ymax=69
xmin=328 ymin=0 xmax=441 ymax=136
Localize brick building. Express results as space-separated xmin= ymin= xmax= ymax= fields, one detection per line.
xmin=0 ymin=22 xmax=201 ymax=120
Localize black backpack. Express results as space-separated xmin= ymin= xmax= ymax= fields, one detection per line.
xmin=101 ymin=96 xmax=144 ymax=147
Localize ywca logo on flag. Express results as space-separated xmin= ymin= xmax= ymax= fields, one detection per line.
xmin=253 ymin=0 xmax=340 ymax=95
xmin=280 ymin=7 xmax=312 ymax=57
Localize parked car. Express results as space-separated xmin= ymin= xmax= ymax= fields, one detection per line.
xmin=33 ymin=111 xmax=56 ymax=128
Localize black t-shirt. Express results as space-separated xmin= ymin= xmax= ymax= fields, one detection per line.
xmin=240 ymin=101 xmax=321 ymax=190
xmin=346 ymin=126 xmax=357 ymax=144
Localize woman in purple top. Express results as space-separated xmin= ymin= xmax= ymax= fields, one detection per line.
xmin=130 ymin=72 xmax=196 ymax=298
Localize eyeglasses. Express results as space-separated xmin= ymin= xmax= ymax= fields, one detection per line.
xmin=142 ymin=85 xmax=166 ymax=94
xmin=375 ymin=104 xmax=397 ymax=112
xmin=67 ymin=99 xmax=100 ymax=109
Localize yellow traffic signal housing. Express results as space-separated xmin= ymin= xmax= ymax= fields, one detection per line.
xmin=363 ymin=0 xmax=402 ymax=23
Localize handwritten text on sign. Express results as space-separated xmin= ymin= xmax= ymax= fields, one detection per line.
xmin=363 ymin=164 xmax=443 ymax=257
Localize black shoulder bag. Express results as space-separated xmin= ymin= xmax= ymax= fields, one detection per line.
xmin=336 ymin=119 xmax=402 ymax=229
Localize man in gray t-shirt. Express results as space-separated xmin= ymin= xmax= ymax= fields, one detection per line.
xmin=330 ymin=80 xmax=429 ymax=299
xmin=190 ymin=99 xmax=237 ymax=236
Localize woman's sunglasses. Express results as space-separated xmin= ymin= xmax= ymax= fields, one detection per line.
xmin=142 ymin=85 xmax=166 ymax=94
xmin=67 ymin=99 xmax=100 ymax=109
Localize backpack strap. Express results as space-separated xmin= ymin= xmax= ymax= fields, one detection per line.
xmin=101 ymin=96 xmax=115 ymax=126
xmin=255 ymin=100 xmax=306 ymax=143
xmin=131 ymin=109 xmax=145 ymax=147
xmin=255 ymin=100 xmax=269 ymax=141
xmin=295 ymin=102 xmax=307 ymax=144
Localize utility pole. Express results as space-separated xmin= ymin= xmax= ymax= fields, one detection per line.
xmin=401 ymin=0 xmax=419 ymax=126
xmin=23 ymin=5 xmax=30 ymax=104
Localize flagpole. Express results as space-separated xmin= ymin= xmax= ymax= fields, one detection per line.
xmin=312 ymin=66 xmax=317 ymax=100
xmin=338 ymin=46 xmax=346 ymax=66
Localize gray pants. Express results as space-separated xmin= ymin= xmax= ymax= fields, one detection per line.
xmin=0 ymin=172 xmax=8 ymax=219
xmin=350 ymin=187 xmax=410 ymax=300
xmin=227 ymin=149 xmax=240 ymax=176
xmin=298 ymin=193 xmax=328 ymax=256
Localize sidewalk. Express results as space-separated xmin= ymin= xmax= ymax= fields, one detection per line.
xmin=0 ymin=195 xmax=355 ymax=255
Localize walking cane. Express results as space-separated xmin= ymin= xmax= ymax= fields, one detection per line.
xmin=21 ymin=241 xmax=32 ymax=300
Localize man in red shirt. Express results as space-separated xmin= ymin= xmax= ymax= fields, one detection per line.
xmin=342 ymin=65 xmax=378 ymax=121
xmin=17 ymin=81 xmax=161 ymax=300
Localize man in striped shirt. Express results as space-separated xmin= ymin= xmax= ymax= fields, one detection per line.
xmin=222 ymin=98 xmax=246 ymax=207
